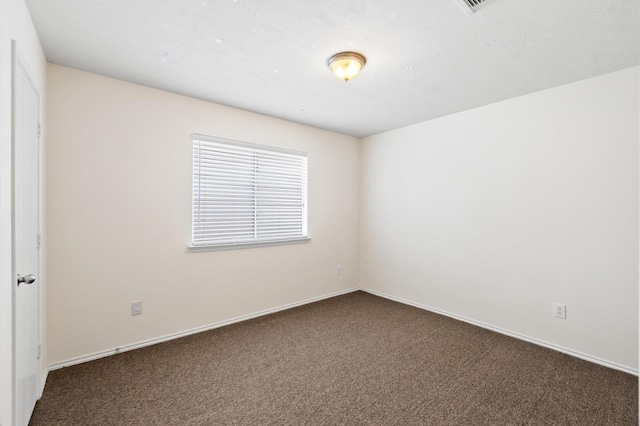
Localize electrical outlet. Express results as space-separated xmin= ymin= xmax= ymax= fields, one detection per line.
xmin=554 ymin=303 xmax=566 ymax=319
xmin=131 ymin=301 xmax=143 ymax=316
xmin=336 ymin=265 xmax=342 ymax=275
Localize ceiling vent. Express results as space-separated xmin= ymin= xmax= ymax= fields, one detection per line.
xmin=454 ymin=0 xmax=489 ymax=14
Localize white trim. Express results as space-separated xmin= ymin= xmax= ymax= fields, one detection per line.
xmin=189 ymin=237 xmax=311 ymax=252
xmin=38 ymin=370 xmax=47 ymax=399
xmin=49 ymin=286 xmax=636 ymax=376
xmin=48 ymin=287 xmax=359 ymax=371
xmin=191 ymin=133 xmax=307 ymax=157
xmin=360 ymin=287 xmax=639 ymax=377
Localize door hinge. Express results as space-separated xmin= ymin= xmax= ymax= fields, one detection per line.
xmin=37 ymin=122 xmax=41 ymax=138
xmin=37 ymin=233 xmax=42 ymax=249
xmin=37 ymin=344 xmax=41 ymax=360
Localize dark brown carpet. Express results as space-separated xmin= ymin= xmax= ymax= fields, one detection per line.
xmin=31 ymin=291 xmax=637 ymax=425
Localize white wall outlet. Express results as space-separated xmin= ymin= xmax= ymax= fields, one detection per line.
xmin=131 ymin=301 xmax=143 ymax=316
xmin=554 ymin=303 xmax=566 ymax=319
xmin=336 ymin=265 xmax=342 ymax=275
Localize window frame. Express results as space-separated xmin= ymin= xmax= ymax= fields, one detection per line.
xmin=189 ymin=134 xmax=310 ymax=251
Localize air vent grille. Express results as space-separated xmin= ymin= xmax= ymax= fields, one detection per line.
xmin=454 ymin=0 xmax=489 ymax=14
xmin=465 ymin=0 xmax=485 ymax=7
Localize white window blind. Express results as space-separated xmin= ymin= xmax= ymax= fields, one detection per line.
xmin=192 ymin=135 xmax=308 ymax=249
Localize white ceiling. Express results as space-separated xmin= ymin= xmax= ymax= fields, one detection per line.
xmin=25 ymin=0 xmax=639 ymax=138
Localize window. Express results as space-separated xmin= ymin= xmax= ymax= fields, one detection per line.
xmin=191 ymin=134 xmax=309 ymax=250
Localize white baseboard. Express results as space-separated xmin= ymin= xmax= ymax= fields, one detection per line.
xmin=48 ymin=286 xmax=638 ymax=377
xmin=48 ymin=287 xmax=359 ymax=371
xmin=360 ymin=287 xmax=638 ymax=377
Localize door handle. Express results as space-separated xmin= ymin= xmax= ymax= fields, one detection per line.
xmin=17 ymin=274 xmax=36 ymax=287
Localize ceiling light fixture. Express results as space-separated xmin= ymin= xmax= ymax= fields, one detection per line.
xmin=328 ymin=51 xmax=366 ymax=82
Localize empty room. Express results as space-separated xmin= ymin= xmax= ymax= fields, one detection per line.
xmin=1 ymin=0 xmax=638 ymax=425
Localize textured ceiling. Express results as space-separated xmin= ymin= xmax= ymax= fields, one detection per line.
xmin=25 ymin=0 xmax=639 ymax=137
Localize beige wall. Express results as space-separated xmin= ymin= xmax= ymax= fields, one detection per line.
xmin=46 ymin=64 xmax=360 ymax=365
xmin=0 ymin=0 xmax=47 ymax=423
xmin=360 ymin=67 xmax=639 ymax=372
xmin=44 ymin=63 xmax=640 ymax=374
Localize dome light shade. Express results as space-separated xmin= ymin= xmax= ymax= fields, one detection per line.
xmin=328 ymin=51 xmax=366 ymax=82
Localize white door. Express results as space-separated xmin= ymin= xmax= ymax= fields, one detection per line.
xmin=13 ymin=41 xmax=41 ymax=426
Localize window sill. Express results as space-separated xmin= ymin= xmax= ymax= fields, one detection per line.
xmin=189 ymin=237 xmax=311 ymax=252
